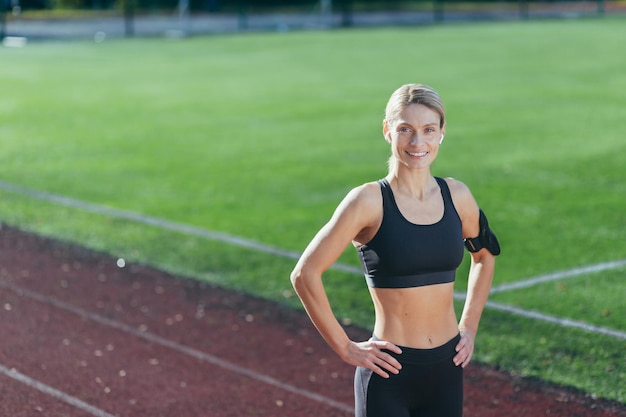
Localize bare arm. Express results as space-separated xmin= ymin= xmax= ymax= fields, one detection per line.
xmin=290 ymin=184 xmax=402 ymax=378
xmin=455 ymin=247 xmax=495 ymax=367
xmin=445 ymin=178 xmax=497 ymax=368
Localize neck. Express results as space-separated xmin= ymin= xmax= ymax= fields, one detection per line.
xmin=386 ymin=166 xmax=435 ymax=200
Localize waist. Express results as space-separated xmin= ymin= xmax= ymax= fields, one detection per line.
xmin=372 ymin=333 xmax=461 ymax=365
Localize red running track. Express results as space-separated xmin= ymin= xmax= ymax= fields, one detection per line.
xmin=0 ymin=225 xmax=624 ymax=417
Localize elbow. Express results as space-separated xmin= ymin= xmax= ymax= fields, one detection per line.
xmin=474 ymin=249 xmax=496 ymax=266
xmin=470 ymin=250 xmax=496 ymax=279
xmin=289 ymin=268 xmax=301 ymax=289
xmin=290 ymin=264 xmax=319 ymax=295
xmin=290 ymin=266 xmax=308 ymax=293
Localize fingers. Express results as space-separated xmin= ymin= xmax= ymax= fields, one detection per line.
xmin=454 ymin=333 xmax=474 ymax=368
xmin=370 ymin=348 xmax=402 ymax=378
xmin=352 ymin=340 xmax=402 ymax=379
xmin=373 ymin=340 xmax=403 ymax=355
xmin=453 ymin=349 xmax=472 ymax=368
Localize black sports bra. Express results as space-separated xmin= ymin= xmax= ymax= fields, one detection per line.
xmin=357 ymin=177 xmax=465 ymax=288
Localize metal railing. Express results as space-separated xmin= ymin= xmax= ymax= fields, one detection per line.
xmin=1 ymin=0 xmax=621 ymax=42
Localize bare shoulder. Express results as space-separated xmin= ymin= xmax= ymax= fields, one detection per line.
xmin=442 ymin=177 xmax=474 ymax=203
xmin=338 ymin=181 xmax=383 ymax=218
xmin=330 ymin=181 xmax=383 ymax=242
xmin=442 ymin=177 xmax=480 ymax=235
xmin=350 ymin=181 xmax=382 ymax=203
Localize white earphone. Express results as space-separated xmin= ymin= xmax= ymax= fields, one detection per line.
xmin=439 ymin=134 xmax=445 ymax=144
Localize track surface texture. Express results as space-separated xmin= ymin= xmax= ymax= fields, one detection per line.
xmin=1 ymin=224 xmax=624 ymax=417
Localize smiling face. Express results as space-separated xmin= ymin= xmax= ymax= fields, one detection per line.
xmin=384 ymin=103 xmax=445 ymax=173
xmin=382 ymin=84 xmax=446 ymax=175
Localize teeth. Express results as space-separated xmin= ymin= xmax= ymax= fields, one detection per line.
xmin=409 ymin=152 xmax=428 ymax=157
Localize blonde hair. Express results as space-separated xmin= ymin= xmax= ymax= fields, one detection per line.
xmin=384 ymin=84 xmax=445 ymax=128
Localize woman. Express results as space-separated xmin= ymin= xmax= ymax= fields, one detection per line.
xmin=290 ymin=84 xmax=500 ymax=417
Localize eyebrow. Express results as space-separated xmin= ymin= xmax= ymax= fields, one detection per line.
xmin=396 ymin=120 xmax=439 ymax=127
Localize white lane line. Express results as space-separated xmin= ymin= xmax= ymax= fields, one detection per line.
xmin=4 ymin=179 xmax=625 ymax=283
xmin=0 ymin=364 xmax=118 ymax=417
xmin=490 ymin=259 xmax=626 ymax=294
xmin=0 ymin=180 xmax=361 ymax=275
xmin=484 ymin=300 xmax=626 ymax=340
xmin=0 ymin=280 xmax=354 ymax=415
xmin=452 ymin=293 xmax=626 ymax=340
xmin=1 ymin=180 xmax=624 ymax=341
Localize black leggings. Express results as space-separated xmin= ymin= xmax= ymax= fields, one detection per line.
xmin=354 ymin=334 xmax=463 ymax=417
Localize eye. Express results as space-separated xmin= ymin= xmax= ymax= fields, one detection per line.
xmin=398 ymin=127 xmax=413 ymax=134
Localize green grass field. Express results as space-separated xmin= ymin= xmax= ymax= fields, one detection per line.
xmin=1 ymin=17 xmax=625 ymax=402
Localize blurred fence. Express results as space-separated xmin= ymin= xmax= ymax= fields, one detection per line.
xmin=1 ymin=0 xmax=624 ymax=41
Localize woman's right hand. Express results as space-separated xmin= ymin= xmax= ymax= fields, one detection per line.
xmin=341 ymin=339 xmax=403 ymax=378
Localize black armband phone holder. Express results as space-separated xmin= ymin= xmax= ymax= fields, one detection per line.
xmin=464 ymin=209 xmax=501 ymax=256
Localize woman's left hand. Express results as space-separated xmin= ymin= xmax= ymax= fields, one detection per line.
xmin=453 ymin=330 xmax=475 ymax=368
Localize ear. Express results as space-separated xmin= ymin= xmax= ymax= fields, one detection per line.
xmin=382 ymin=119 xmax=392 ymax=144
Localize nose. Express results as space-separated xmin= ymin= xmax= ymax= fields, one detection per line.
xmin=410 ymin=133 xmax=426 ymax=145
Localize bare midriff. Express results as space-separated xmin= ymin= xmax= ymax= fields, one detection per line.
xmin=369 ymin=282 xmax=459 ymax=349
